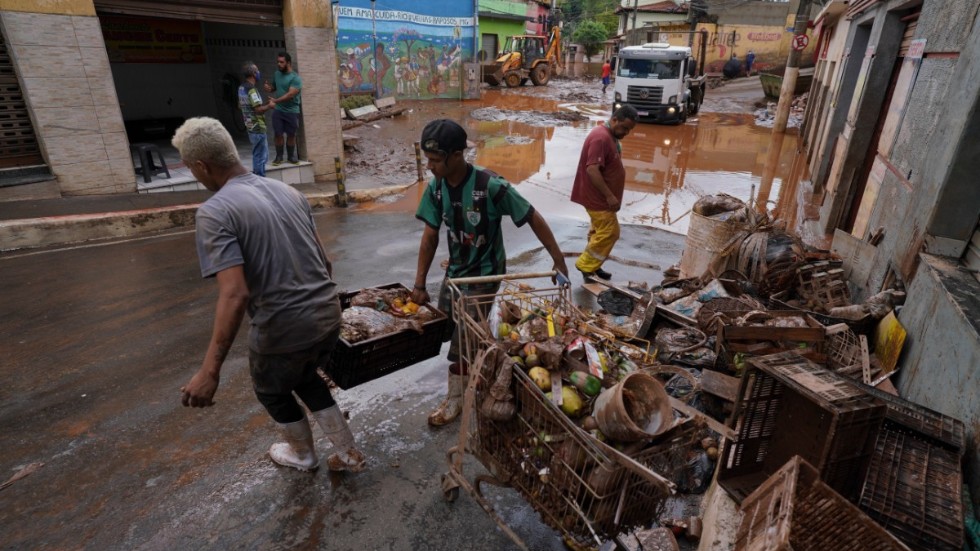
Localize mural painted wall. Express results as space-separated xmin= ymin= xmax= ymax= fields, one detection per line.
xmin=657 ymin=18 xmax=816 ymax=75
xmin=334 ymin=0 xmax=476 ymax=99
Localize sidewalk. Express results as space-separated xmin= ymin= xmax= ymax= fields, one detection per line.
xmin=0 ymin=178 xmax=413 ymax=253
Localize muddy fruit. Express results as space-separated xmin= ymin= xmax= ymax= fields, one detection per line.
xmin=706 ymin=447 xmax=719 ymax=460
xmin=523 ymin=342 xmax=538 ymax=357
xmin=511 ymin=355 xmax=525 ymax=368
xmin=580 ymin=416 xmax=598 ymax=432
xmin=525 ymin=353 xmax=541 ymax=369
xmin=497 ymin=322 xmax=512 ymax=338
xmin=560 ymin=386 xmax=585 ymax=417
xmin=701 ymin=437 xmax=717 ymax=450
xmin=529 ymin=367 xmax=550 ymax=391
xmin=509 ymin=331 xmax=520 ymax=341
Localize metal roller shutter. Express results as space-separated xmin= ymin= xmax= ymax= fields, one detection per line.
xmin=94 ymin=0 xmax=283 ymax=26
xmin=0 ymin=31 xmax=43 ymax=170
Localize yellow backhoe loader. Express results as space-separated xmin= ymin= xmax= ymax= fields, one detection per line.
xmin=484 ymin=26 xmax=562 ymax=87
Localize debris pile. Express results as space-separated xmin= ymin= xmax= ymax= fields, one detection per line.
xmin=608 ymin=193 xmax=966 ymax=550
xmin=360 ymin=193 xmax=967 ymax=549
xmin=753 ymin=92 xmax=808 ymax=128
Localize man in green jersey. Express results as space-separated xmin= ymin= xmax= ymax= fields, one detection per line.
xmin=264 ymin=51 xmax=303 ymax=165
xmin=410 ymin=119 xmax=569 ymax=427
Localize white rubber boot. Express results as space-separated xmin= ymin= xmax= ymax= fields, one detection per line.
xmin=427 ymin=372 xmax=465 ymax=427
xmin=269 ymin=417 xmax=319 ymax=471
xmin=312 ymin=405 xmax=366 ymax=473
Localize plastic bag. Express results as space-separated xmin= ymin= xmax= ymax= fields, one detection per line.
xmin=597 ymin=289 xmax=635 ymax=316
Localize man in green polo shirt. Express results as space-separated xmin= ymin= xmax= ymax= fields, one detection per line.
xmin=264 ymin=51 xmax=303 ymax=165
xmin=410 ymin=119 xmax=569 ymax=427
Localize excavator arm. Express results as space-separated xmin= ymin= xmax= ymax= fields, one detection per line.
xmin=546 ymin=26 xmax=563 ymax=74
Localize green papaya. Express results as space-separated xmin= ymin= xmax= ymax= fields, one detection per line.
xmin=568 ymin=371 xmax=602 ymax=397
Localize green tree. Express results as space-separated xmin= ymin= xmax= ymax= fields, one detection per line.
xmin=571 ymin=20 xmax=610 ymax=60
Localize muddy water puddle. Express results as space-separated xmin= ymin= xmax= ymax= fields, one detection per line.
xmin=352 ymin=83 xmax=805 ymax=235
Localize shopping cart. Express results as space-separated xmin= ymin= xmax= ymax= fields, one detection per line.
xmin=440 ymin=272 xmax=697 ymax=551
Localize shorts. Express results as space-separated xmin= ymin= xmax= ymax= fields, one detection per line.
xmin=437 ymin=278 xmax=500 ymax=363
xmin=272 ymin=110 xmax=300 ymax=137
xmin=602 ymin=76 xmax=610 ymax=86
xmin=249 ymin=328 xmax=339 ymax=423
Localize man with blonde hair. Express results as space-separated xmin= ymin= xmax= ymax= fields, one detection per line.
xmin=173 ymin=117 xmax=365 ymax=473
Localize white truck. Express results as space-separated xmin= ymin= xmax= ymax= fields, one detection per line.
xmin=612 ymin=35 xmax=707 ymax=124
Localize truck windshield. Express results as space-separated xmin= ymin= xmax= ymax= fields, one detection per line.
xmin=618 ymin=58 xmax=681 ymax=79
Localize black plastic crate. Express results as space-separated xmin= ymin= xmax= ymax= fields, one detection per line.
xmin=719 ymin=351 xmax=885 ymax=504
xmin=857 ymin=382 xmax=965 ymax=454
xmin=859 ymin=426 xmax=964 ymax=551
xmin=328 ymin=283 xmax=448 ymax=389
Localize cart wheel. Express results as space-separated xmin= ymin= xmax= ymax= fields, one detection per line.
xmin=441 ymin=473 xmax=460 ymax=502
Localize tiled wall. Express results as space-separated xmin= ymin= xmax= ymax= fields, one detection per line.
xmin=1 ymin=11 xmax=134 ymax=195
xmin=285 ymin=25 xmax=342 ymax=182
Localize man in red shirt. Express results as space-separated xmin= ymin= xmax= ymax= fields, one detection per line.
xmin=571 ymin=105 xmax=639 ymax=280
xmin=601 ymin=59 xmax=612 ymax=93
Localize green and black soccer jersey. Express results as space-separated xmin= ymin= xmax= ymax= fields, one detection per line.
xmin=415 ymin=165 xmax=534 ymax=278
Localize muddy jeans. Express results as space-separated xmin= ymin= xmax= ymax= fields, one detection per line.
xmin=249 ymin=327 xmax=339 ymax=424
xmin=437 ymin=278 xmax=500 ymax=367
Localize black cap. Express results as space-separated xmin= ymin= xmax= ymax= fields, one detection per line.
xmin=420 ymin=119 xmax=470 ymax=155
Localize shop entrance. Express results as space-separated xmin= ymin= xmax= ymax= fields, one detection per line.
xmin=94 ymin=2 xmax=286 ymax=186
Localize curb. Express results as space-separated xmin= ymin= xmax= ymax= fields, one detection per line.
xmin=0 ymin=184 xmax=414 ymax=253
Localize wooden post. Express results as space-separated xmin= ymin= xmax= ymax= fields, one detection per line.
xmin=334 ymin=156 xmax=348 ymax=208
xmin=773 ymin=0 xmax=813 ymax=132
xmin=414 ymin=142 xmax=425 ymax=185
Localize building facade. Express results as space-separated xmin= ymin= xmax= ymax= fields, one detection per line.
xmin=478 ymin=0 xmax=528 ymax=67
xmin=801 ymin=0 xmax=980 ymax=495
xmin=0 ymin=0 xmax=345 ymax=200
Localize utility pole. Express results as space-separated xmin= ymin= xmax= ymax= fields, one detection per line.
xmin=632 ymin=0 xmax=639 ymax=46
xmin=371 ymin=0 xmax=379 ymax=98
xmin=773 ymin=0 xmax=812 ymax=132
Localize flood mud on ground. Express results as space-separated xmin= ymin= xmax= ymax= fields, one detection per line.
xmin=345 ymin=77 xmax=807 ymax=236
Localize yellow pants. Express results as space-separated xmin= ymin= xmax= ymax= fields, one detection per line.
xmin=575 ymin=209 xmax=620 ymax=273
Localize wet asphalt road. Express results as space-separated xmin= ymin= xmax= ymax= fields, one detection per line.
xmin=0 ymin=204 xmax=686 ymax=551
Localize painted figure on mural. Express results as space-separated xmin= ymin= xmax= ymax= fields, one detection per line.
xmin=416 ymin=48 xmax=431 ymax=85
xmin=746 ymin=50 xmax=756 ymax=76
xmin=394 ymin=56 xmax=406 ymax=95
xmin=401 ymin=56 xmax=419 ymax=97
xmin=372 ymin=42 xmax=392 ymax=94
xmin=338 ymin=63 xmax=362 ymax=93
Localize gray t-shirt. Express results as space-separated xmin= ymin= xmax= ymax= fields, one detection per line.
xmin=195 ymin=172 xmax=340 ymax=354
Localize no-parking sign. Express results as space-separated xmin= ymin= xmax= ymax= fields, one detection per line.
xmin=792 ymin=34 xmax=809 ymax=51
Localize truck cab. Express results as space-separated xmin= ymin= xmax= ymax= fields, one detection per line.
xmin=612 ymin=42 xmax=704 ymax=124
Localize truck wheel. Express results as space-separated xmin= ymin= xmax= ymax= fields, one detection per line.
xmin=504 ymin=71 xmax=523 ymax=88
xmin=530 ymin=64 xmax=550 ymax=86
xmin=690 ymin=89 xmax=702 ymax=114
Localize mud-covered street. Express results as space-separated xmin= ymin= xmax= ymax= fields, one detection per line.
xmin=343 ymin=77 xmax=804 ymax=237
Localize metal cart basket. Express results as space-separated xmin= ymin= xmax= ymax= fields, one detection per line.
xmin=440 ymin=272 xmax=690 ymax=551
